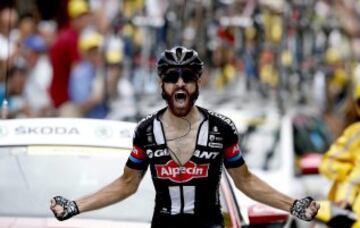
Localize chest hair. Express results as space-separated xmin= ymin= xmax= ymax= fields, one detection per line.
xmin=163 ymin=118 xmax=203 ymax=166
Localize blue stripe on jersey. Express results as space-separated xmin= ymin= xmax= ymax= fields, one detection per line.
xmin=226 ymin=153 xmax=241 ymax=162
xmin=129 ymin=155 xmax=144 ymax=164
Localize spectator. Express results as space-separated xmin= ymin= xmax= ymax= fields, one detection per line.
xmin=65 ymin=32 xmax=107 ymax=118
xmin=0 ymin=7 xmax=18 ymax=81
xmin=48 ymin=0 xmax=91 ymax=109
xmin=17 ymin=13 xmax=37 ymax=43
xmin=319 ymin=82 xmax=360 ymax=227
xmin=22 ymin=34 xmax=53 ymax=117
xmin=38 ymin=20 xmax=57 ymax=48
xmin=105 ymin=49 xmax=136 ymax=120
xmin=0 ymin=65 xmax=29 ymax=118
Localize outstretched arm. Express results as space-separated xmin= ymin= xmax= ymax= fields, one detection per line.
xmin=227 ymin=164 xmax=319 ymax=220
xmin=76 ymin=166 xmax=145 ymax=212
xmin=50 ymin=166 xmax=145 ymax=220
xmin=227 ymin=164 xmax=294 ymax=211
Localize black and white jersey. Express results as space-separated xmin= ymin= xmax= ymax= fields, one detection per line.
xmin=126 ymin=106 xmax=245 ymax=227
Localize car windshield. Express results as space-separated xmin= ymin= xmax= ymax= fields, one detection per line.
xmin=239 ymin=115 xmax=281 ymax=171
xmin=0 ymin=146 xmax=154 ymax=223
xmin=213 ymin=106 xmax=282 ymax=171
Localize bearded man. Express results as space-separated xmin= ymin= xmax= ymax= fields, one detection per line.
xmin=50 ymin=46 xmax=319 ymax=228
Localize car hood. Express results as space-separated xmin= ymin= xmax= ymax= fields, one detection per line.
xmin=0 ymin=217 xmax=150 ymax=228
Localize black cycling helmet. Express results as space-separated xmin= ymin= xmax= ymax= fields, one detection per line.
xmin=157 ymin=46 xmax=204 ymax=78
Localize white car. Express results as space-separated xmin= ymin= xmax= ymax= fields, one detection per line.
xmin=0 ymin=118 xmax=245 ymax=228
xmin=0 ymin=118 xmax=153 ymax=228
xmin=0 ymin=117 xmax=292 ymax=227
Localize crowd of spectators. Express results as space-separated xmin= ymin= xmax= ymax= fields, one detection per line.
xmin=0 ymin=0 xmax=360 ymax=135
xmin=0 ymin=0 xmax=137 ymax=120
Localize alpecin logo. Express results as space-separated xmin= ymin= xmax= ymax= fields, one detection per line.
xmin=155 ymin=160 xmax=209 ymax=183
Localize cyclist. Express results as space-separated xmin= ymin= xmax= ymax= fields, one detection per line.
xmin=50 ymin=46 xmax=319 ymax=227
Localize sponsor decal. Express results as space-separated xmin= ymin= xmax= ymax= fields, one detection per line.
xmin=131 ymin=146 xmax=146 ymax=160
xmin=225 ymin=144 xmax=241 ymax=159
xmin=213 ymin=126 xmax=218 ymax=133
xmin=209 ymin=135 xmax=215 ymax=141
xmin=210 ymin=126 xmax=220 ymax=135
xmin=147 ymin=136 xmax=153 ymax=143
xmin=145 ymin=130 xmax=153 ymax=143
xmin=160 ymin=207 xmax=169 ymax=214
xmin=147 ymin=148 xmax=169 ymax=158
xmin=155 ymin=160 xmax=209 ymax=183
xmin=193 ymin=150 xmax=219 ymax=159
xmin=209 ymin=111 xmax=237 ymax=134
xmin=209 ymin=135 xmax=223 ymax=142
xmin=15 ymin=126 xmax=80 ymax=135
xmin=146 ymin=125 xmax=152 ymax=133
xmin=209 ymin=142 xmax=223 ymax=149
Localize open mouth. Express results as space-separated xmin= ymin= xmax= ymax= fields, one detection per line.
xmin=174 ymin=91 xmax=187 ymax=103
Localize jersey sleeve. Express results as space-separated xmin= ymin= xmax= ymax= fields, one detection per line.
xmin=126 ymin=125 xmax=149 ymax=170
xmin=222 ymin=119 xmax=245 ymax=169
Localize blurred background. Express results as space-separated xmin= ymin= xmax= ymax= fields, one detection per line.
xmin=0 ymin=0 xmax=359 ymax=135
xmin=2 ymin=0 xmax=360 ymax=226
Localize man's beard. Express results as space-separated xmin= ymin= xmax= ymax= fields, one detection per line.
xmin=161 ymin=85 xmax=199 ymax=117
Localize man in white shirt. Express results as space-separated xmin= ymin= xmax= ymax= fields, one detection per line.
xmin=23 ymin=34 xmax=53 ymax=117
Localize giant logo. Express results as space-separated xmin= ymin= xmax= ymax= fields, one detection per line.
xmin=193 ymin=150 xmax=219 ymax=159
xmin=208 ymin=111 xmax=237 ymax=134
xmin=155 ymin=160 xmax=209 ymax=183
xmin=146 ymin=148 xmax=169 ymax=158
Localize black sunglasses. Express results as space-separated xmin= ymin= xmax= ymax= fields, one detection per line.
xmin=162 ymin=68 xmax=198 ymax=83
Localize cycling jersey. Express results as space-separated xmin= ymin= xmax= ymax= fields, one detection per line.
xmin=126 ymin=106 xmax=245 ymax=228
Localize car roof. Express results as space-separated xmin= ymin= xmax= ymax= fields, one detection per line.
xmin=0 ymin=118 xmax=136 ymax=149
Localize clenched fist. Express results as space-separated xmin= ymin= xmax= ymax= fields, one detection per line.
xmin=50 ymin=196 xmax=79 ymax=221
xmin=290 ymin=196 xmax=320 ymax=221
